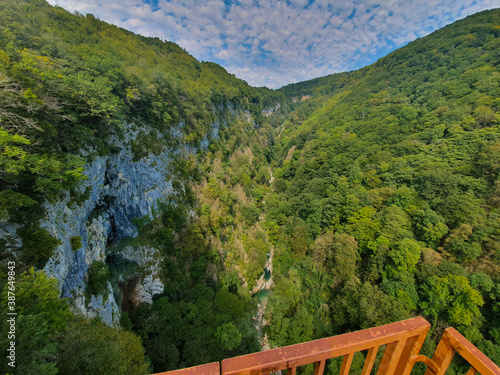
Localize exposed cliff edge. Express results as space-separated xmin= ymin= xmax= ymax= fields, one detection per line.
xmin=30 ymin=107 xmax=245 ymax=325
xmin=38 ymin=123 xmax=174 ymax=324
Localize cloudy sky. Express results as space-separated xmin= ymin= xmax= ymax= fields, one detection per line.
xmin=46 ymin=0 xmax=498 ymax=88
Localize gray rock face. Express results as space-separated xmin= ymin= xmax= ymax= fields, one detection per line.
xmin=4 ymin=106 xmax=239 ymax=326
xmin=39 ymin=120 xmax=186 ymax=325
xmin=42 ymin=138 xmax=173 ymax=325
xmin=119 ymin=245 xmax=164 ymax=305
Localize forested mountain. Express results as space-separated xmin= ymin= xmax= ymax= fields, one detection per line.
xmin=263 ymin=9 xmax=500 ymax=373
xmin=0 ymin=1 xmax=499 ymax=374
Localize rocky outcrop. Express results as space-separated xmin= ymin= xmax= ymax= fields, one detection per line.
xmin=118 ymin=245 xmax=164 ymax=306
xmin=36 ymin=108 xmax=235 ymax=325
xmin=1 ymin=104 xmax=246 ymax=326
xmin=42 ymin=134 xmax=174 ymax=325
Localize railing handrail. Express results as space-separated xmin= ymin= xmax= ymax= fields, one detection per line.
xmin=222 ymin=316 xmax=430 ymax=375
xmin=154 ymin=317 xmax=500 ymax=375
xmin=423 ymin=327 xmax=500 ymax=375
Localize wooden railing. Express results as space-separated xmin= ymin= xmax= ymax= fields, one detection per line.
xmin=154 ymin=317 xmax=500 ymax=375
xmin=421 ymin=327 xmax=500 ymax=375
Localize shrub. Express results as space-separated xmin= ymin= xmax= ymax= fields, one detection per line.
xmin=70 ymin=236 xmax=82 ymax=251
xmin=86 ymin=261 xmax=110 ymax=296
xmin=19 ymin=225 xmax=62 ymax=268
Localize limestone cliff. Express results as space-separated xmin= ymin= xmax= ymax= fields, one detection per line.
xmin=29 ymin=108 xmax=242 ymax=325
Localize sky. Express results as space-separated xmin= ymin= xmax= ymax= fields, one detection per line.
xmin=46 ymin=0 xmax=498 ymax=88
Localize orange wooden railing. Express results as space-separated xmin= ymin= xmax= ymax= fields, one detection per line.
xmin=421 ymin=327 xmax=500 ymax=375
xmin=154 ymin=317 xmax=500 ymax=375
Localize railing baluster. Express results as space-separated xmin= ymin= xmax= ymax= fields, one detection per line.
xmin=423 ymin=332 xmax=455 ymax=375
xmin=361 ymin=346 xmax=379 ymax=375
xmin=376 ymin=338 xmax=406 ymax=375
xmin=377 ymin=342 xmax=397 ymax=375
xmin=442 ymin=328 xmax=500 ymax=375
xmin=156 ymin=318 xmax=500 ymax=375
xmin=218 ymin=317 xmax=431 ymax=375
xmin=314 ymin=359 xmax=326 ymax=375
xmin=340 ymin=353 xmax=354 ymax=375
xmin=396 ymin=330 xmax=429 ymax=375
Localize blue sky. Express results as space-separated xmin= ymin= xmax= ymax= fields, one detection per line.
xmin=46 ymin=0 xmax=498 ymax=88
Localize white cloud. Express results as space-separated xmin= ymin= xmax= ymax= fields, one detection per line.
xmin=46 ymin=0 xmax=499 ymax=88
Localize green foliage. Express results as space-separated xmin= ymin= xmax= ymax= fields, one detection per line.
xmin=6 ymin=268 xmax=71 ymax=332
xmin=214 ymin=290 xmax=244 ymax=321
xmin=70 ymin=236 xmax=82 ymax=251
xmin=0 ymin=0 xmax=271 ymax=269
xmin=0 ymin=268 xmax=149 ymax=374
xmin=420 ymin=275 xmax=483 ymax=326
xmin=132 ymin=214 xmax=151 ymax=231
xmin=216 ymin=323 xmax=242 ymax=351
xmin=56 ymin=318 xmax=149 ymax=375
xmin=0 ymin=268 xmax=66 ymax=373
xmin=327 ymin=233 xmax=358 ymax=281
xmin=444 ymin=224 xmax=482 ymax=261
xmin=240 ymin=204 xmax=260 ymax=225
xmin=264 ymin=8 xmax=500 ymax=355
xmin=86 ymin=261 xmax=110 ymax=296
xmin=14 ymin=315 xmax=59 ymax=375
xmin=0 ymin=2 xmax=499 ymax=372
xmin=332 ymin=279 xmax=411 ymax=331
xmin=385 ymin=238 xmax=421 ymax=278
xmin=413 ymin=209 xmax=449 ymax=247
xmin=18 ymin=225 xmax=62 ymax=268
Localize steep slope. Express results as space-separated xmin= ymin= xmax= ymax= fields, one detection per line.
xmin=258 ymin=8 xmax=500 ymax=372
xmin=0 ymin=2 xmax=499 ymax=374
xmin=0 ymin=0 xmax=269 ymax=316
xmin=0 ymin=1 xmax=278 ymax=373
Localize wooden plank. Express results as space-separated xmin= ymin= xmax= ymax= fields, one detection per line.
xmin=361 ymin=346 xmax=379 ymax=375
xmin=314 ymin=359 xmax=326 ymax=375
xmin=444 ymin=328 xmax=500 ymax=375
xmin=377 ymin=342 xmax=397 ymax=375
xmin=396 ymin=327 xmax=430 ymax=375
xmin=380 ymin=339 xmax=406 ymax=375
xmin=221 ymin=317 xmax=430 ymax=375
xmin=424 ymin=332 xmax=455 ymax=375
xmin=340 ymin=353 xmax=354 ymax=375
xmin=394 ymin=336 xmax=418 ymax=375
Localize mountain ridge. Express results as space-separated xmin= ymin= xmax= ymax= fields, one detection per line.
xmin=0 ymin=2 xmax=499 ymax=374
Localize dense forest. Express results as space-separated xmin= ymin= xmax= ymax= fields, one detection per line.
xmin=0 ymin=1 xmax=499 ymax=374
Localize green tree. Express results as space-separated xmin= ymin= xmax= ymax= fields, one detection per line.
xmin=413 ymin=209 xmax=449 ymax=247
xmin=290 ymin=225 xmax=308 ymax=257
xmin=385 ymin=238 xmax=421 ymax=278
xmin=86 ymin=261 xmax=110 ymax=296
xmin=18 ymin=225 xmax=62 ymax=268
xmin=328 ymin=233 xmax=358 ymax=281
xmin=420 ymin=275 xmax=483 ymax=326
xmin=216 ymin=323 xmax=241 ymax=351
xmin=0 ymin=314 xmax=58 ymax=375
xmin=444 ymin=224 xmax=482 ymax=261
xmin=56 ymin=318 xmax=149 ymax=375
xmin=4 ymin=268 xmax=71 ymax=332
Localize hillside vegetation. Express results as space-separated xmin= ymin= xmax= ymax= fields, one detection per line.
xmin=0 ymin=0 xmax=272 ymax=373
xmin=0 ymin=1 xmax=499 ymax=374
xmin=264 ymin=9 xmax=500 ymax=372
xmin=0 ymin=0 xmax=267 ymax=229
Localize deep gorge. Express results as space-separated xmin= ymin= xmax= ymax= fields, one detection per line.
xmin=0 ymin=1 xmax=499 ymax=374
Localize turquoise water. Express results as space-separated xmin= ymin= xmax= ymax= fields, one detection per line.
xmin=254 ymin=289 xmax=269 ymax=303
xmin=264 ymin=268 xmax=271 ymax=281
